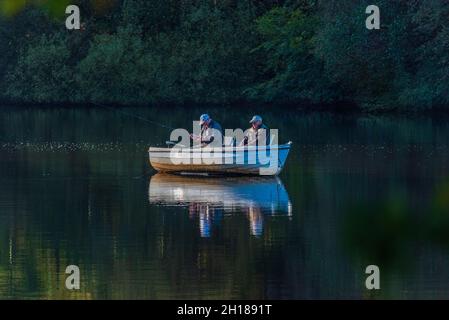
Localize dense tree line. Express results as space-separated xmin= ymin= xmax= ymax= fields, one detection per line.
xmin=0 ymin=0 xmax=448 ymax=111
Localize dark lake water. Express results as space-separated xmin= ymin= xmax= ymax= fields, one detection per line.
xmin=1 ymin=105 xmax=449 ymax=299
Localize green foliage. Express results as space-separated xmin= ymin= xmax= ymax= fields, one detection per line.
xmin=250 ymin=0 xmax=449 ymax=110
xmin=77 ymin=26 xmax=161 ymax=104
xmin=0 ymin=0 xmax=71 ymax=18
xmin=246 ymin=7 xmax=336 ymax=104
xmin=395 ymin=0 xmax=449 ymax=109
xmin=5 ymin=34 xmax=74 ymax=103
xmin=0 ymin=0 xmax=448 ymax=110
xmin=315 ymin=0 xmax=449 ymax=110
xmin=2 ymin=0 xmax=260 ymax=105
xmin=156 ymin=1 xmax=258 ymax=104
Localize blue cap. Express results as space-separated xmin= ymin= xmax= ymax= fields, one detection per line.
xmin=200 ymin=114 xmax=210 ymax=125
xmin=249 ymin=115 xmax=262 ymax=124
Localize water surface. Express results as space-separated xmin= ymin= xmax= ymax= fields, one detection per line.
xmin=1 ymin=105 xmax=449 ymax=299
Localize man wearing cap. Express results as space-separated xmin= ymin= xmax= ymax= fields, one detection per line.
xmin=190 ymin=114 xmax=223 ymax=147
xmin=241 ymin=115 xmax=270 ymax=147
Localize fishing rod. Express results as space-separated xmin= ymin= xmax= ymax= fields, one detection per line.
xmin=92 ymin=102 xmax=177 ymax=131
xmin=92 ymin=102 xmax=197 ymax=148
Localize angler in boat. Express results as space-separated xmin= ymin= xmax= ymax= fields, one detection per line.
xmin=241 ymin=115 xmax=270 ymax=147
xmin=190 ymin=114 xmax=223 ymax=147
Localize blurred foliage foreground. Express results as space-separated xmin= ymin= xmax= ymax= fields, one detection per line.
xmin=343 ymin=183 xmax=449 ymax=276
xmin=0 ymin=0 xmax=448 ymax=110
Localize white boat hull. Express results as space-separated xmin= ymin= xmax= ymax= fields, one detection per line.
xmin=148 ymin=142 xmax=292 ymax=176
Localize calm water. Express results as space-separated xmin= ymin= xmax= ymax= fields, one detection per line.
xmin=1 ymin=105 xmax=449 ymax=299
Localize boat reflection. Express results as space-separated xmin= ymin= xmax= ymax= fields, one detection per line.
xmin=148 ymin=174 xmax=292 ymax=237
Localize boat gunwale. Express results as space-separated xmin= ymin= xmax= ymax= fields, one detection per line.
xmin=149 ymin=142 xmax=292 ymax=153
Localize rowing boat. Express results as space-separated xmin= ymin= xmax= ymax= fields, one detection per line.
xmin=148 ymin=142 xmax=292 ymax=176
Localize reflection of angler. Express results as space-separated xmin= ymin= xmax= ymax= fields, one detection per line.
xmin=193 ymin=203 xmax=263 ymax=238
xmin=190 ymin=203 xmax=265 ymax=238
xmin=189 ymin=204 xmax=223 ymax=238
xmin=247 ymin=206 xmax=264 ymax=237
xmin=199 ymin=206 xmax=212 ymax=238
xmin=199 ymin=210 xmax=211 ymax=238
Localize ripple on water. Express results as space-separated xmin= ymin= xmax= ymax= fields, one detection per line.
xmin=0 ymin=142 xmax=149 ymax=153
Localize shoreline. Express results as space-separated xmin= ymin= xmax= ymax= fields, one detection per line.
xmin=1 ymin=100 xmax=449 ymax=117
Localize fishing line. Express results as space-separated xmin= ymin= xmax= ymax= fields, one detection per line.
xmin=92 ymin=102 xmax=177 ymax=131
